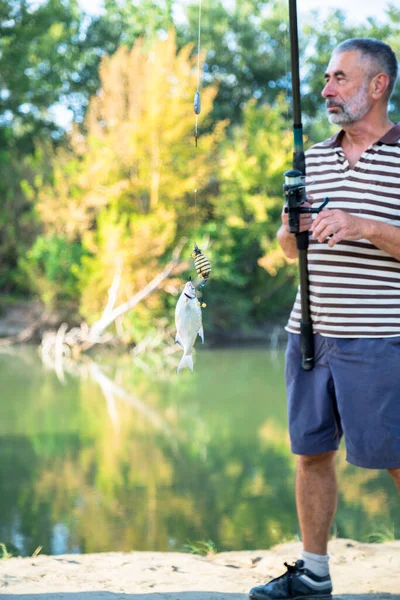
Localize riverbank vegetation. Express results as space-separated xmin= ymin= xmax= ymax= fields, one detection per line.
xmin=2 ymin=0 xmax=400 ymax=345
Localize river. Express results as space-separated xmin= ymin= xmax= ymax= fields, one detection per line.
xmin=0 ymin=344 xmax=398 ymax=556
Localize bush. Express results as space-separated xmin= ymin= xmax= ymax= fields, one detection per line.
xmin=20 ymin=234 xmax=90 ymax=307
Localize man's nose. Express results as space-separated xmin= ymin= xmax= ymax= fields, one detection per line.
xmin=322 ymin=81 xmax=336 ymax=98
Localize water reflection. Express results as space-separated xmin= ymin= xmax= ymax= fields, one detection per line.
xmin=0 ymin=346 xmax=398 ymax=556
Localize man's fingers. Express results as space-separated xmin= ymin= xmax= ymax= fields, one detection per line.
xmin=313 ymin=207 xmax=330 ymax=223
xmin=327 ymin=230 xmax=344 ymax=248
xmin=312 ymin=207 xmax=335 ymax=229
xmin=312 ymin=221 xmax=338 ymax=241
xmin=327 ymin=234 xmax=337 ymax=248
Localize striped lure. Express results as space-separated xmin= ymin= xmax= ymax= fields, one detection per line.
xmin=191 ymin=243 xmax=211 ymax=283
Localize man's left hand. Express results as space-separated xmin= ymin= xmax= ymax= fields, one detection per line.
xmin=311 ymin=208 xmax=370 ymax=248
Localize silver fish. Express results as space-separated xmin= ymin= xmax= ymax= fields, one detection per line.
xmin=175 ymin=280 xmax=204 ymax=373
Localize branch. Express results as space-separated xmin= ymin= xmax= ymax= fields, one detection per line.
xmin=88 ymin=237 xmax=187 ymax=341
xmin=102 ymin=260 xmax=123 ymax=320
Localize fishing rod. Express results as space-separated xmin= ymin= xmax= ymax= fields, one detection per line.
xmin=284 ymin=0 xmax=328 ymax=371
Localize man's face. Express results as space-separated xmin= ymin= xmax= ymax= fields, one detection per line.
xmin=322 ymin=50 xmax=374 ymax=125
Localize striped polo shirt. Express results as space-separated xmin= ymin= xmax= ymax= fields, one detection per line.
xmin=286 ymin=123 xmax=400 ymax=338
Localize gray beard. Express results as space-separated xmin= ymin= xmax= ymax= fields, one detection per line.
xmin=327 ymin=108 xmax=369 ymax=125
xmin=328 ymin=111 xmax=355 ymax=125
xmin=326 ymin=83 xmax=372 ymax=125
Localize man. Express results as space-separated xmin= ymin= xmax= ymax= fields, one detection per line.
xmin=249 ymin=38 xmax=400 ymax=600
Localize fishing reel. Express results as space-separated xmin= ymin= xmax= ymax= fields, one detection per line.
xmin=191 ymin=243 xmax=211 ymax=308
xmin=283 ymin=170 xmax=329 ymax=235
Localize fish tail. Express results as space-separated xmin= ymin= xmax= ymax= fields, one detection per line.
xmin=177 ymin=353 xmax=194 ymax=374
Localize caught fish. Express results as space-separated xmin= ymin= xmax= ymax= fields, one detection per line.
xmin=175 ymin=280 xmax=204 ymax=373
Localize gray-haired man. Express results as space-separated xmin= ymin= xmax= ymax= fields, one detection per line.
xmin=250 ymin=38 xmax=400 ymax=600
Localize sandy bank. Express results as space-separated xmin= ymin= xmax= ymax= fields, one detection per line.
xmin=0 ymin=539 xmax=399 ymax=599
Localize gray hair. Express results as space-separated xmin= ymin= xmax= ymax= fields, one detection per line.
xmin=334 ymin=38 xmax=398 ymax=98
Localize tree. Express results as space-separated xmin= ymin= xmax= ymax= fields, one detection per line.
xmin=178 ymin=0 xmax=290 ymax=125
xmin=0 ymin=0 xmax=84 ymax=149
xmin=0 ymin=0 xmax=84 ymax=291
xmin=201 ymin=97 xmax=298 ymax=334
xmin=29 ymin=32 xmax=224 ymax=332
xmin=66 ymin=0 xmax=176 ymax=125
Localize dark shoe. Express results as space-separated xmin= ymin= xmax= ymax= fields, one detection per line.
xmin=249 ymin=560 xmax=332 ymax=600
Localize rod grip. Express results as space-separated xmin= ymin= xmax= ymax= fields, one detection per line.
xmin=296 ymin=230 xmax=309 ymax=251
xmin=300 ymin=321 xmax=314 ymax=371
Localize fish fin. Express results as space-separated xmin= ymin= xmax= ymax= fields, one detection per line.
xmin=175 ymin=333 xmax=183 ymax=347
xmin=176 ymin=353 xmax=194 ymax=374
xmin=198 ymin=326 xmax=205 ymax=344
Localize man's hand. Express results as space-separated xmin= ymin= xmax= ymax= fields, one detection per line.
xmin=281 ymin=201 xmax=313 ymax=233
xmin=278 ymin=200 xmax=313 ymax=259
xmin=311 ymin=208 xmax=371 ymax=248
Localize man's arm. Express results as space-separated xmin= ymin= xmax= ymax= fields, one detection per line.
xmin=311 ymin=208 xmax=400 ymax=261
xmin=367 ymin=220 xmax=400 ymax=260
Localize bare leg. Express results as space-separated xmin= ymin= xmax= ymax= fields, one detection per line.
xmin=296 ymin=451 xmax=338 ymax=555
xmin=388 ymin=467 xmax=400 ymax=494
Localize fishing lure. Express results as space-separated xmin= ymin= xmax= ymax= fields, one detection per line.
xmin=192 ymin=243 xmax=211 ymax=284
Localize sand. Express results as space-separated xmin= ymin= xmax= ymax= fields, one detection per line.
xmin=0 ymin=538 xmax=399 ymax=599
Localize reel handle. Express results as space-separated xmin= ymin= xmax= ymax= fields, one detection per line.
xmin=285 ymin=197 xmax=329 ymax=214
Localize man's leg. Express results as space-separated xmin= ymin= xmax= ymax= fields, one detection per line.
xmin=296 ymin=451 xmax=338 ymax=555
xmin=388 ymin=468 xmax=400 ymax=494
xmin=249 ymin=334 xmax=336 ymax=599
xmin=248 ymin=450 xmax=335 ymax=599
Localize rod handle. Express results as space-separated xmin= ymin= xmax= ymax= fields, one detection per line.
xmin=300 ymin=320 xmax=314 ymax=371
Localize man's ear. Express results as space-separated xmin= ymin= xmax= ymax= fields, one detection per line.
xmin=371 ymin=72 xmax=390 ymax=100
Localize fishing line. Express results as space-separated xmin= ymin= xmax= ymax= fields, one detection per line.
xmin=194 ymin=0 xmax=202 ymax=148
xmin=193 ymin=0 xmax=202 ymax=246
xmin=191 ymin=0 xmax=211 ymax=296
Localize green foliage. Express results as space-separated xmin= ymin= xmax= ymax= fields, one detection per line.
xmin=0 ymin=0 xmax=82 ymax=148
xmin=0 ymin=143 xmax=41 ymax=293
xmin=21 ymin=234 xmax=90 ymax=306
xmin=183 ymin=539 xmax=217 ymax=556
xmin=203 ymin=98 xmax=298 ymax=331
xmin=0 ymin=542 xmax=13 ymax=559
xmin=367 ymin=524 xmax=396 ymax=543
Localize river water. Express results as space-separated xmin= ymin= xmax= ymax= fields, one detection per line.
xmin=0 ymin=345 xmax=398 ymax=556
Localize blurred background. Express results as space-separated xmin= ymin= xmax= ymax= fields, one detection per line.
xmin=0 ymin=0 xmax=399 ymax=558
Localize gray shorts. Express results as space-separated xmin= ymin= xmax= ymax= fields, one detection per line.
xmin=285 ymin=333 xmax=400 ymax=469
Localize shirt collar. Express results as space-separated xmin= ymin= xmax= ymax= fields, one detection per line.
xmin=322 ymin=123 xmax=400 ymax=148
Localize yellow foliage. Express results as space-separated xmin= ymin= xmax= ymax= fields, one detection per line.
xmin=259 ymin=419 xmax=290 ymax=449
xmin=83 ymin=31 xmax=219 ymax=215
xmin=258 ymin=245 xmax=292 ymax=276
xmin=336 ymin=451 xmax=389 ymax=517
xmin=80 ymin=204 xmax=178 ymax=320
xmin=38 ymin=31 xmax=220 ymax=237
xmin=34 ymin=30 xmax=225 ymax=323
